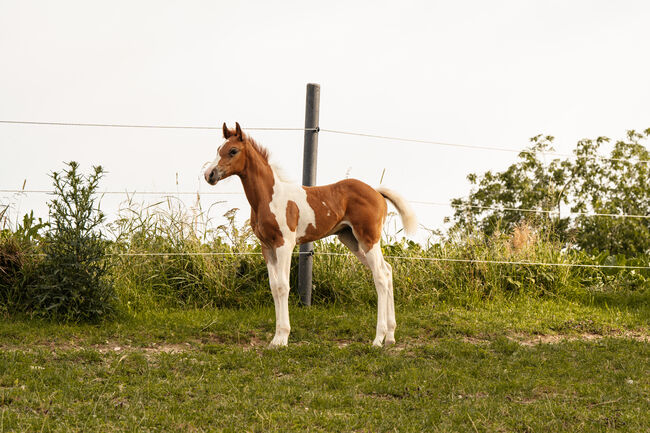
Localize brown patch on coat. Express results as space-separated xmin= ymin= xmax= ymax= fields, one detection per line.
xmin=299 ymin=179 xmax=387 ymax=252
xmin=286 ymin=200 xmax=299 ymax=232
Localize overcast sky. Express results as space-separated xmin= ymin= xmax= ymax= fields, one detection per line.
xmin=1 ymin=1 xmax=649 ymax=243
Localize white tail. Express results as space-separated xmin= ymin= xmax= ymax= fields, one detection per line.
xmin=376 ymin=186 xmax=417 ymax=237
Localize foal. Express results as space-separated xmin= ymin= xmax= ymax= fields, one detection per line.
xmin=204 ymin=123 xmax=417 ymax=347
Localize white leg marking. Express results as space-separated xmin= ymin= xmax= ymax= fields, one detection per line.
xmin=365 ymin=243 xmax=389 ymax=347
xmin=383 ymin=260 xmax=396 ymax=345
xmin=267 ymin=244 xmax=293 ymax=347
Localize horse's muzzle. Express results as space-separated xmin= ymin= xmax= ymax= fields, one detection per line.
xmin=204 ymin=167 xmax=220 ymax=185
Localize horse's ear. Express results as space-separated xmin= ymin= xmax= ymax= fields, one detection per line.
xmin=235 ymin=122 xmax=243 ymax=141
xmin=222 ymin=122 xmax=232 ymax=139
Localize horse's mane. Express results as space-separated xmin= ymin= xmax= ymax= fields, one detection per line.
xmin=245 ymin=135 xmax=270 ymax=162
xmin=244 ymin=133 xmax=292 ymax=182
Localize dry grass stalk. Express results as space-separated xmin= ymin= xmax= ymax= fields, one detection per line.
xmin=511 ymin=223 xmax=536 ymax=253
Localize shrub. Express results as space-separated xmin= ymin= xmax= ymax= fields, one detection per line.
xmin=31 ymin=162 xmax=115 ymax=321
xmin=451 ymin=129 xmax=650 ymax=256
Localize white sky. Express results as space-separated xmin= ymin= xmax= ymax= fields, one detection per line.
xmin=1 ymin=1 xmax=649 ymax=243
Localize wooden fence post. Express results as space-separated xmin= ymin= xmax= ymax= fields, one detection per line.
xmin=298 ymin=83 xmax=320 ymax=306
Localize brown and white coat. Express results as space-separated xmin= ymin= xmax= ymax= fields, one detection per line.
xmin=204 ymin=123 xmax=416 ymax=347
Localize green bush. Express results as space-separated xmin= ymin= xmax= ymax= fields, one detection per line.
xmin=30 ymin=162 xmax=115 ymax=321
xmin=451 ymin=129 xmax=650 ymax=256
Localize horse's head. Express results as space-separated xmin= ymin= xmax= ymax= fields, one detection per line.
xmin=204 ymin=122 xmax=249 ymax=185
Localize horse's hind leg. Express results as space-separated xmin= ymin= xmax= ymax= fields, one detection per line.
xmin=338 ymin=228 xmax=394 ymax=347
xmin=383 ymin=259 xmax=396 ymax=345
xmin=337 ymin=227 xmax=368 ymax=266
xmin=364 ymin=243 xmax=390 ymax=347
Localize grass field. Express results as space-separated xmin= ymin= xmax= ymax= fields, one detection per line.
xmin=1 ymin=292 xmax=648 ymax=432
xmin=2 ymin=139 xmax=650 ymax=431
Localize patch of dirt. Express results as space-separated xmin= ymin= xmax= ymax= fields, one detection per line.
xmin=1 ymin=330 xmax=648 ymax=354
xmin=357 ymin=392 xmax=403 ymax=401
xmin=247 ymin=335 xmax=267 ymax=349
xmin=510 ymin=331 xmax=650 ymax=347
xmin=461 ymin=336 xmax=491 ymax=345
xmin=95 ymin=342 xmax=192 ymax=355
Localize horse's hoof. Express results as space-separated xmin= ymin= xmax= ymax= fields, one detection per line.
xmin=268 ymin=342 xmax=285 ymax=349
xmin=268 ymin=336 xmax=288 ymax=348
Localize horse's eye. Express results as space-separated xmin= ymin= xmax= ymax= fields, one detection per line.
xmin=229 ymin=148 xmax=239 ymax=157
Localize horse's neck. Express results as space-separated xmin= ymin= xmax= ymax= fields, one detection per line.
xmin=239 ymin=153 xmax=276 ymax=212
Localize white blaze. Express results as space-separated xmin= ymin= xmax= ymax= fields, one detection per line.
xmin=203 ymin=142 xmax=225 ymax=182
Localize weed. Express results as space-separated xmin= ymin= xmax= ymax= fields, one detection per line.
xmin=30 ymin=162 xmax=115 ymax=321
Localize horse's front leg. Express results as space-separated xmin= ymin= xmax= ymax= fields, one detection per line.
xmin=263 ymin=244 xmax=294 ymax=347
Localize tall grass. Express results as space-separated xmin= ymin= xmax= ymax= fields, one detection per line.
xmin=2 ymin=193 xmax=648 ymax=317
xmin=102 ymin=199 xmax=647 ymax=313
xmin=0 ymin=212 xmax=46 ymax=315
xmin=106 ymin=197 xmax=270 ymax=312
xmin=313 ymin=223 xmax=600 ymax=306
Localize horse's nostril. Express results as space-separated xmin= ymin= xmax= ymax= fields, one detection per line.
xmin=208 ymin=168 xmax=219 ymax=183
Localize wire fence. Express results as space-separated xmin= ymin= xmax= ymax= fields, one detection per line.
xmin=3 ymin=189 xmax=649 ymax=219
xmin=0 ymin=120 xmax=316 ymax=132
xmin=409 ymin=200 xmax=650 ymax=219
xmin=0 ymin=189 xmax=242 ymax=196
xmin=2 ymin=118 xmax=649 ymax=271
xmin=320 ymin=128 xmax=650 ymax=164
xmin=23 ymin=250 xmax=650 ymax=270
xmin=2 ymin=119 xmax=648 ymax=164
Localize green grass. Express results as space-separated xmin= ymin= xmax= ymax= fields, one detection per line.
xmin=1 ymin=294 xmax=648 ymax=432
xmin=2 ymin=199 xmax=650 ymax=430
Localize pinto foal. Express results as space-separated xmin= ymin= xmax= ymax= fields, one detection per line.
xmin=204 ymin=123 xmax=417 ymax=347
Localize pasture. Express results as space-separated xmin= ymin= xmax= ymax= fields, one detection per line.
xmin=1 ymin=293 xmax=648 ymax=432
xmin=1 ymin=161 xmax=649 ymax=431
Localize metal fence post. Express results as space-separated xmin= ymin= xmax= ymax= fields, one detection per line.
xmin=298 ymin=83 xmax=320 ymax=306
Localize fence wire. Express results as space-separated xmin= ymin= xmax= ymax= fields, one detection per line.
xmin=0 ymin=189 xmax=243 ymax=196
xmin=410 ymin=200 xmax=650 ymax=219
xmin=87 ymin=250 xmax=650 ymax=270
xmin=0 ymin=120 xmax=315 ymax=132
xmin=2 ymin=119 xmax=648 ymax=163
xmin=3 ymin=189 xmax=648 ymax=219
xmin=23 ymin=250 xmax=650 ymax=269
xmin=320 ymin=128 xmax=650 ymax=165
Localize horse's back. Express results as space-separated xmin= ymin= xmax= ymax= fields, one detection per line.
xmin=305 ymin=178 xmax=385 ymax=210
xmin=303 ymin=178 xmax=386 ymax=248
